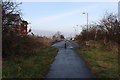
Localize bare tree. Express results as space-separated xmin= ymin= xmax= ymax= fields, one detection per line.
xmin=60 ymin=35 xmax=65 ymax=40
xmin=2 ymin=0 xmax=22 ymax=36
xmin=2 ymin=0 xmax=22 ymax=57
xmin=98 ymin=13 xmax=120 ymax=44
xmin=52 ymin=31 xmax=65 ymax=41
xmin=75 ymin=12 xmax=120 ymax=46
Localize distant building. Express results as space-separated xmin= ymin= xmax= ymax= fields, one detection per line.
xmin=20 ymin=20 xmax=29 ymax=35
xmin=118 ymin=1 xmax=120 ymax=21
xmin=7 ymin=14 xmax=31 ymax=35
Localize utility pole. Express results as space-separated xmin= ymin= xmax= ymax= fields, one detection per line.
xmin=82 ymin=12 xmax=90 ymax=48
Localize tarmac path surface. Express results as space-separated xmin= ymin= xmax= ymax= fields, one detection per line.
xmin=46 ymin=40 xmax=95 ymax=78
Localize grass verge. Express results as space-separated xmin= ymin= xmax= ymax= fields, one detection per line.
xmin=75 ymin=41 xmax=119 ymax=78
xmin=2 ymin=45 xmax=58 ymax=78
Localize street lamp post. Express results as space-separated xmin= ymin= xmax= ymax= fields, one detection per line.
xmin=82 ymin=12 xmax=89 ymax=43
xmin=82 ymin=12 xmax=88 ymax=30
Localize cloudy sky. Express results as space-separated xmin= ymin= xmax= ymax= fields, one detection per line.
xmin=20 ymin=1 xmax=118 ymax=37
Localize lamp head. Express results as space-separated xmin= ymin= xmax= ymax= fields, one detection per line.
xmin=82 ymin=12 xmax=86 ymax=14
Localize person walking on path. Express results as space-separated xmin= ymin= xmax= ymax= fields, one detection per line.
xmin=65 ymin=41 xmax=67 ymax=49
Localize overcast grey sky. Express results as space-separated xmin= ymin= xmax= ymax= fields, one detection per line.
xmin=20 ymin=2 xmax=118 ymax=37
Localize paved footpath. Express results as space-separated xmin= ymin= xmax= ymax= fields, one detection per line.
xmin=45 ymin=40 xmax=95 ymax=78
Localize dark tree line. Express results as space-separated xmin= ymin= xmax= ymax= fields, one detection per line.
xmin=2 ymin=1 xmax=23 ymax=57
xmin=75 ymin=13 xmax=120 ymax=45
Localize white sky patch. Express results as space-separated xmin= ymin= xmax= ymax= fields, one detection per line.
xmin=35 ymin=9 xmax=82 ymax=24
xmin=31 ymin=4 xmax=98 ymax=25
xmin=16 ymin=0 xmax=120 ymax=2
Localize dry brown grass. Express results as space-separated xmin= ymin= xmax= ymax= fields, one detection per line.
xmin=29 ymin=35 xmax=53 ymax=46
xmin=75 ymin=40 xmax=119 ymax=78
xmin=96 ymin=61 xmax=111 ymax=68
